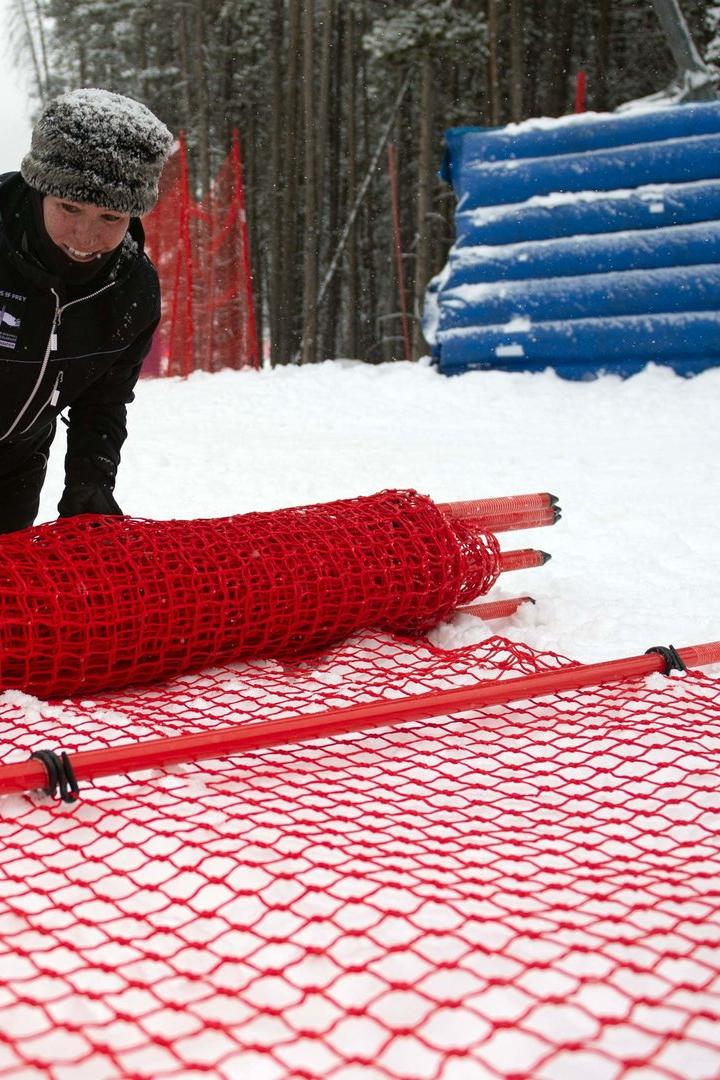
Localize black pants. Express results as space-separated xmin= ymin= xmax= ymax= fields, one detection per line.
xmin=0 ymin=423 xmax=56 ymax=535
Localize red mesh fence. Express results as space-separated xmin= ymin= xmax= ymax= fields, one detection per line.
xmin=0 ymin=490 xmax=501 ymax=699
xmin=1 ymin=490 xmax=718 ymax=1075
xmin=0 ymin=631 xmax=719 ymax=1078
xmin=143 ymin=132 xmax=259 ymax=377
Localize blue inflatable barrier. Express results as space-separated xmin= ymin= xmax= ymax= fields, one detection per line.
xmin=455 ymin=179 xmax=720 ymax=247
xmin=448 ymin=222 xmax=720 ymax=286
xmin=442 ymin=102 xmax=720 ymax=175
xmin=428 ymin=102 xmax=720 ymax=378
xmin=454 ymin=134 xmax=720 ymax=209
xmin=439 ymin=312 xmax=720 ymax=379
xmin=440 ymin=264 xmax=720 ymax=329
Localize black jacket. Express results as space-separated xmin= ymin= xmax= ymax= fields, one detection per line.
xmin=0 ymin=172 xmax=160 ymax=486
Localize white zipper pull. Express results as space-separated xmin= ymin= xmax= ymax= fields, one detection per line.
xmin=50 ymin=371 xmax=63 ymax=407
xmin=50 ymin=328 xmax=58 ymax=352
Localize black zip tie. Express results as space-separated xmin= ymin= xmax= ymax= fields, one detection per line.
xmin=645 ymin=644 xmax=687 ymax=675
xmin=30 ymin=750 xmax=79 ymax=804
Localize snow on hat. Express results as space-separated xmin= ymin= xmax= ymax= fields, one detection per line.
xmin=21 ymin=88 xmax=174 ymax=216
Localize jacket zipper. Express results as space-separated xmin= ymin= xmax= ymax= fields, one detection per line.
xmin=1 ymin=280 xmax=117 ymax=443
xmin=0 ymin=288 xmax=60 ymax=442
xmin=18 ymin=370 xmax=65 ymax=436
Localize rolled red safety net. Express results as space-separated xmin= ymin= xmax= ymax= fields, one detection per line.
xmin=0 ymin=490 xmax=505 ymax=699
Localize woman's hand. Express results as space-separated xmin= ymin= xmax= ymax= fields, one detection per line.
xmin=57 ymin=482 xmax=123 ymax=518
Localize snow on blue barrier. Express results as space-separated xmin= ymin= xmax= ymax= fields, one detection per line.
xmin=428 ymin=102 xmax=720 ymax=378
xmin=455 ymin=179 xmax=720 ymax=247
xmin=455 ymin=134 xmax=720 ymax=210
xmin=441 ymin=102 xmax=720 ymax=176
xmin=441 ymin=264 xmax=720 ymax=329
xmin=448 ymin=222 xmax=720 ymax=286
xmin=438 ymin=312 xmax=720 ymax=379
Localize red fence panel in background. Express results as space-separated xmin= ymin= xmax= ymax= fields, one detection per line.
xmin=143 ymin=131 xmax=259 ymax=377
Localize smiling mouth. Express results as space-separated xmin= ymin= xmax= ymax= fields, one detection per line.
xmin=64 ymin=245 xmax=101 ymax=261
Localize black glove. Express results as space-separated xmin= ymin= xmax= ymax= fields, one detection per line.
xmin=58 ymin=482 xmax=123 ymax=518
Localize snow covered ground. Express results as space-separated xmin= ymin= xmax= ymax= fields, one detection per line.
xmin=0 ymin=357 xmax=713 ymax=1080
xmin=38 ymin=358 xmax=720 ymax=666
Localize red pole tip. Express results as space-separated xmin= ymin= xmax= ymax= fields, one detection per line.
xmin=499 ymin=548 xmax=552 ymax=572
xmin=456 ymin=595 xmax=535 ymax=620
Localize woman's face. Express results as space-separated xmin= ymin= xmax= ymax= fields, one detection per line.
xmin=42 ymin=196 xmax=131 ymax=263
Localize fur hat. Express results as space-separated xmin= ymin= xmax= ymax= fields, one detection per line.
xmin=21 ymin=89 xmax=174 ymax=216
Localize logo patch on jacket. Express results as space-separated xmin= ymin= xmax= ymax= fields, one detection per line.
xmin=0 ymin=305 xmax=22 ymax=350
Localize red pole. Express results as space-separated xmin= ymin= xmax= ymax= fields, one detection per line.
xmin=575 ymin=70 xmax=587 ymax=113
xmin=233 ymin=129 xmax=260 ymax=369
xmin=2 ymin=641 xmax=719 ymax=800
xmin=456 ymin=596 xmax=534 ymax=620
xmin=387 ymin=143 xmax=413 ymax=362
xmin=499 ymin=548 xmax=551 ymax=572
xmin=439 ymin=493 xmax=557 ymax=519
xmin=461 ymin=506 xmax=560 ymax=533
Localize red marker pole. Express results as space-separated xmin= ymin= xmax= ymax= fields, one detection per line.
xmin=456 ymin=596 xmax=534 ymax=620
xmin=472 ymin=506 xmax=561 ymax=532
xmin=499 ymin=548 xmax=551 ymax=573
xmin=439 ymin=493 xmax=557 ymax=520
xmin=575 ymin=70 xmax=587 ymax=113
xmin=1 ymin=642 xmax=718 ymax=801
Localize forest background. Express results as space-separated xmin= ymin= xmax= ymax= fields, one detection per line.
xmin=8 ymin=0 xmax=720 ymax=366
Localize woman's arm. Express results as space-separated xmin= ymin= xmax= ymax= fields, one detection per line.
xmin=57 ymin=316 xmax=160 ymax=518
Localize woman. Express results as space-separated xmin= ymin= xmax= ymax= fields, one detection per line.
xmin=0 ymin=88 xmax=173 ymax=534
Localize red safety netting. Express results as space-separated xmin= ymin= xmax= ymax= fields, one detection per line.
xmin=143 ymin=132 xmax=259 ymax=377
xmin=0 ymin=631 xmax=719 ymax=1079
xmin=0 ymin=491 xmax=500 ymax=700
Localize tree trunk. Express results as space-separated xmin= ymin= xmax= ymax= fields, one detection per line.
xmin=301 ymin=0 xmax=317 ymax=365
xmin=177 ymin=4 xmax=194 ymax=179
xmin=413 ymin=53 xmax=433 ymax=361
xmin=280 ymin=0 xmax=304 ymax=362
xmin=245 ymin=110 xmax=264 ymax=368
xmin=268 ymin=0 xmax=285 ymax=365
xmin=31 ymin=0 xmax=51 ymax=96
xmin=279 ymin=0 xmax=302 ymax=363
xmin=487 ymin=0 xmax=501 ymax=125
xmin=359 ymin=6 xmax=377 ymax=362
xmin=13 ymin=0 xmax=45 ymax=99
xmin=345 ymin=5 xmax=358 ymax=359
xmin=137 ymin=10 xmax=149 ymax=101
xmin=509 ymin=0 xmax=523 ymax=121
xmin=315 ymin=0 xmax=335 ymax=360
xmin=324 ymin=11 xmax=344 ymax=362
xmin=193 ymin=0 xmax=211 ymax=198
xmin=595 ymin=0 xmax=611 ymax=111
xmin=549 ymin=0 xmax=576 ymax=116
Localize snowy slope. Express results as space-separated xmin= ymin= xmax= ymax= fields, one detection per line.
xmin=37 ymin=359 xmax=720 ymax=665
